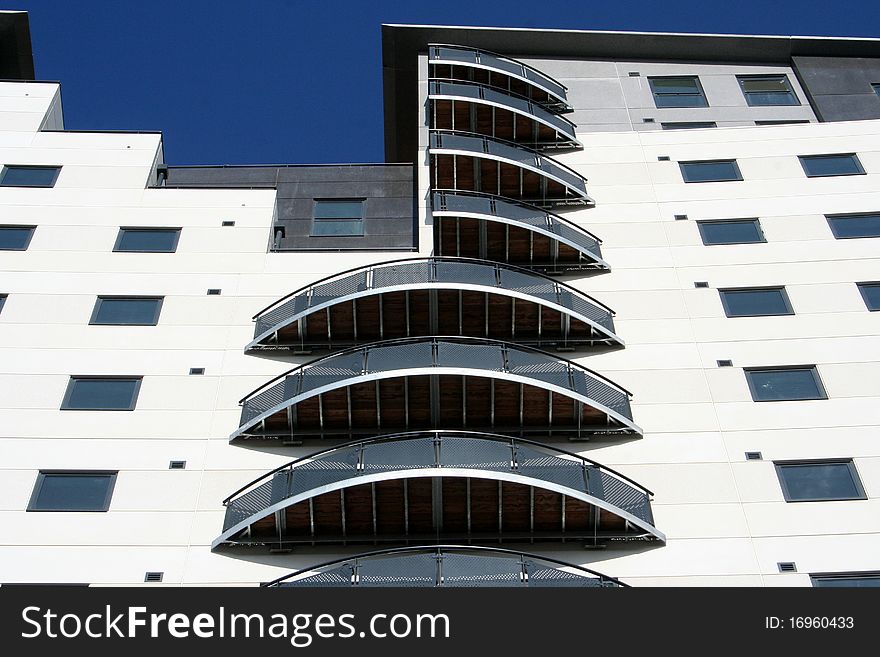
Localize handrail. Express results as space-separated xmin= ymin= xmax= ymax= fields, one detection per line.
xmin=250 ymin=255 xmax=614 ymax=324
xmin=236 ymin=335 xmax=634 ymax=405
xmin=262 ymin=544 xmax=628 ymax=587
xmin=222 ymin=429 xmax=653 ymax=506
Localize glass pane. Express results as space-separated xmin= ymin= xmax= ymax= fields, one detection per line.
xmin=314 ymin=201 xmax=363 ymax=219
xmin=65 ymin=378 xmax=139 ymax=409
xmin=828 ymin=214 xmax=880 ymax=238
xmin=34 ymin=474 xmax=112 ymax=510
xmin=744 ymin=92 xmax=799 ymax=106
xmin=871 ymin=83 xmax=879 ymax=98
xmin=813 ymin=576 xmax=880 ymax=588
xmin=721 ymin=289 xmax=791 ymax=316
xmin=0 ymin=295 xmax=6 ymax=313
xmin=0 ymin=166 xmax=59 ymax=187
xmin=0 ymin=226 xmax=34 ymax=250
xmin=741 ymin=77 xmax=791 ymax=93
xmin=116 ymin=229 xmax=179 ymax=252
xmin=780 ymin=463 xmax=860 ymax=500
xmin=312 ymin=219 xmax=364 ymax=236
xmin=651 ymin=77 xmax=700 ymax=94
xmin=93 ymin=298 xmax=161 ymax=325
xmin=653 ymin=94 xmax=708 ymax=108
xmin=858 ymin=283 xmax=880 ymax=310
xmin=681 ymin=161 xmax=740 ymax=182
xmin=747 ymin=368 xmax=823 ymax=401
xmin=661 ymin=122 xmax=716 ymax=130
xmin=699 ymin=220 xmax=762 ymax=244
xmin=801 ymin=155 xmax=862 ymax=176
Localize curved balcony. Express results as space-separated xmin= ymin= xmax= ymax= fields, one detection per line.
xmin=247 ymin=257 xmax=621 ymax=352
xmin=264 ymin=545 xmax=627 ymax=587
xmin=432 ymin=190 xmax=608 ymax=273
xmin=430 ymin=130 xmax=592 ymax=207
xmin=429 ymin=44 xmax=571 ymax=113
xmin=233 ymin=336 xmax=639 ymax=442
xmin=214 ymin=431 xmax=663 ymax=550
xmin=429 ymin=79 xmax=580 ymax=150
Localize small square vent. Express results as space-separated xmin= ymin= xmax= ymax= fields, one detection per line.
xmin=657 ymin=156 xmax=670 ymax=161
xmin=778 ymin=562 xmax=797 ymax=573
xmin=628 ymin=71 xmax=641 ymax=77
xmin=694 ymin=281 xmax=709 ymax=288
xmin=717 ymin=360 xmax=733 ymax=367
xmin=674 ymin=214 xmax=688 ymax=221
xmin=643 ymin=118 xmax=655 ymax=123
xmin=189 ymin=368 xmax=205 ymax=375
xmin=169 ymin=461 xmax=187 ymax=470
xmin=221 ymin=220 xmax=235 ymax=227
xmin=745 ymin=452 xmax=763 ymax=461
xmin=207 ymin=289 xmax=222 ymax=296
xmin=144 ymin=572 xmax=164 ymax=582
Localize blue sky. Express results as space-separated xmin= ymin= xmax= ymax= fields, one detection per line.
xmin=12 ymin=0 xmax=880 ymax=164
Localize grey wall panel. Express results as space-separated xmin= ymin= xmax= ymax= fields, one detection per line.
xmin=793 ymin=56 xmax=880 ymax=122
xmin=163 ymin=165 xmax=416 ymax=252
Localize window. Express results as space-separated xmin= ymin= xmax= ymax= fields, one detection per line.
xmin=312 ymin=199 xmax=364 ymax=236
xmin=812 ymin=573 xmax=880 ymax=588
xmin=0 ymin=294 xmax=6 ymax=314
xmin=775 ymin=460 xmax=865 ymax=502
xmin=698 ymin=219 xmax=764 ymax=245
xmin=680 ymin=160 xmax=742 ymax=183
xmin=873 ymin=83 xmax=880 ymax=98
xmin=826 ymin=213 xmax=880 ymax=239
xmin=28 ymin=472 xmax=117 ymax=511
xmin=660 ymin=122 xmax=717 ymax=130
xmin=799 ymin=153 xmax=864 ymax=177
xmin=90 ymin=297 xmax=163 ymax=325
xmin=720 ymin=287 xmax=793 ymax=317
xmin=745 ymin=366 xmax=827 ymax=401
xmin=755 ymin=120 xmax=810 ymax=125
xmin=648 ymin=77 xmax=708 ymax=108
xmin=61 ymin=377 xmax=142 ymax=410
xmin=737 ymin=75 xmax=799 ymax=106
xmin=0 ymin=225 xmax=35 ymax=250
xmin=0 ymin=165 xmax=60 ymax=187
xmin=114 ymin=228 xmax=181 ymax=253
xmin=857 ymin=282 xmax=880 ymax=311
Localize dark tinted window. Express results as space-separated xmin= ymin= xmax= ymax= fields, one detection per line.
xmin=698 ymin=219 xmax=764 ymax=245
xmin=745 ymin=367 xmax=826 ymax=401
xmin=857 ymin=282 xmax=880 ymax=311
xmin=0 ymin=166 xmax=60 ymax=187
xmin=680 ymin=160 xmax=742 ymax=183
xmin=873 ymin=83 xmax=880 ymax=97
xmin=0 ymin=225 xmax=35 ymax=250
xmin=0 ymin=294 xmax=6 ymax=314
xmin=660 ymin=122 xmax=716 ymax=130
xmin=720 ymin=287 xmax=793 ymax=317
xmin=649 ymin=77 xmax=707 ymax=108
xmin=755 ymin=120 xmax=810 ymax=125
xmin=812 ymin=573 xmax=880 ymax=587
xmin=91 ymin=297 xmax=163 ymax=325
xmin=61 ymin=377 xmax=142 ymax=410
xmin=28 ymin=472 xmax=117 ymax=511
xmin=312 ymin=200 xmax=364 ymax=236
xmin=776 ymin=461 xmax=865 ymax=502
xmin=114 ymin=228 xmax=181 ymax=252
xmin=799 ymin=154 xmax=864 ymax=177
xmin=827 ymin=213 xmax=880 ymax=239
xmin=738 ymin=75 xmax=799 ymax=106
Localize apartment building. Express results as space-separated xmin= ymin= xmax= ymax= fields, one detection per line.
xmin=2 ymin=10 xmax=880 ymax=586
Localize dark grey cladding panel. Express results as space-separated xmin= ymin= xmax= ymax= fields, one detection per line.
xmin=793 ymin=56 xmax=880 ymax=122
xmin=159 ymin=164 xmax=416 ymax=251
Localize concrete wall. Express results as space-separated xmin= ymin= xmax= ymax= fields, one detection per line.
xmin=793 ymin=56 xmax=880 ymax=122
xmin=164 ymin=164 xmax=417 ymax=252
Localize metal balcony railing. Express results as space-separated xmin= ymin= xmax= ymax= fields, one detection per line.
xmin=248 ymin=257 xmax=619 ymax=350
xmin=429 ymin=44 xmax=570 ymax=112
xmin=264 ymin=545 xmax=628 ymax=587
xmin=431 ymin=190 xmax=607 ymax=268
xmin=428 ymin=79 xmax=579 ymax=147
xmin=234 ymin=337 xmax=638 ymax=439
xmin=214 ymin=430 xmax=663 ymax=549
xmin=429 ymin=130 xmax=590 ymax=202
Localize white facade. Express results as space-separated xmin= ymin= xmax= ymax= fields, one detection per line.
xmin=2 ymin=38 xmax=879 ymax=586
